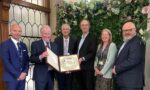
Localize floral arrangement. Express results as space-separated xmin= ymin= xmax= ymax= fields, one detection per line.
xmin=56 ymin=0 xmax=148 ymax=44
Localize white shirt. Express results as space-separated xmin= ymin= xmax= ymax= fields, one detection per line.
xmin=118 ymin=41 xmax=127 ymax=56
xmin=11 ymin=37 xmax=20 ymax=50
xmin=77 ymin=33 xmax=89 ymax=54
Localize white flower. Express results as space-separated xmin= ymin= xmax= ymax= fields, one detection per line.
xmin=139 ymin=29 xmax=144 ymax=35
xmin=64 ymin=0 xmax=78 ymax=4
xmin=73 ymin=21 xmax=77 ymax=25
xmin=111 ymin=8 xmax=120 ymax=15
xmin=96 ymin=0 xmax=105 ymax=3
xmin=117 ymin=1 xmax=121 ymax=5
xmin=84 ymin=14 xmax=88 ymax=19
xmin=125 ymin=0 xmax=132 ymax=4
xmin=64 ymin=19 xmax=68 ymax=23
xmin=146 ymin=29 xmax=150 ymax=31
xmin=88 ymin=3 xmax=94 ymax=10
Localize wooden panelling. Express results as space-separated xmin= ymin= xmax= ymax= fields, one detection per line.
xmin=0 ymin=0 xmax=10 ymax=90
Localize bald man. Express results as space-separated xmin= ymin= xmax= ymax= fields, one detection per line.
xmin=1 ymin=24 xmax=29 ymax=90
xmin=113 ymin=21 xmax=145 ymax=90
xmin=30 ymin=25 xmax=58 ymax=90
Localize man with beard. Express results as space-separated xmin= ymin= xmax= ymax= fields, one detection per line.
xmin=113 ymin=21 xmax=145 ymax=90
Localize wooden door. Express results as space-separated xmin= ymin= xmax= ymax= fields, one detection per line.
xmin=0 ymin=0 xmax=10 ymax=90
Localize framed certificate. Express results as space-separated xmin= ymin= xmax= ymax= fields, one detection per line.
xmin=46 ymin=48 xmax=80 ymax=72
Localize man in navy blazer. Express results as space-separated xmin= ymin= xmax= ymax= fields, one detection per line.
xmin=30 ymin=25 xmax=58 ymax=90
xmin=1 ymin=24 xmax=29 ymax=90
xmin=113 ymin=21 xmax=145 ymax=90
xmin=54 ymin=24 xmax=76 ymax=90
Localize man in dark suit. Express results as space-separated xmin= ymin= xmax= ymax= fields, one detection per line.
xmin=113 ymin=21 xmax=145 ymax=90
xmin=75 ymin=19 xmax=97 ymax=90
xmin=1 ymin=24 xmax=29 ymax=90
xmin=54 ymin=23 xmax=76 ymax=90
xmin=30 ymin=25 xmax=58 ymax=90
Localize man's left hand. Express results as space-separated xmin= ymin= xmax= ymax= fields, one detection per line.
xmin=18 ymin=72 xmax=27 ymax=80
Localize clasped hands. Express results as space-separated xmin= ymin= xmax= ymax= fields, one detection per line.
xmin=94 ymin=68 xmax=103 ymax=76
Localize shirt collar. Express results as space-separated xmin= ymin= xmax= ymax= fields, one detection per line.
xmin=42 ymin=40 xmax=51 ymax=46
xmin=63 ymin=36 xmax=70 ymax=41
xmin=82 ymin=32 xmax=89 ymax=38
xmin=11 ymin=37 xmax=20 ymax=44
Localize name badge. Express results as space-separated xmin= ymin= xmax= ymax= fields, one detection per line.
xmin=99 ymin=61 xmax=103 ymax=65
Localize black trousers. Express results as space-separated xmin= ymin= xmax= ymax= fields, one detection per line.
xmin=75 ymin=70 xmax=94 ymax=90
xmin=56 ymin=72 xmax=72 ymax=90
xmin=35 ymin=70 xmax=55 ymax=90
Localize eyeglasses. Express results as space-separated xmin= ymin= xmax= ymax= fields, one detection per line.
xmin=122 ymin=28 xmax=135 ymax=32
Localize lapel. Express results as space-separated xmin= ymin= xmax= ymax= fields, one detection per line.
xmin=117 ymin=36 xmax=136 ymax=57
xmin=79 ymin=33 xmax=89 ymax=51
xmin=60 ymin=37 xmax=64 ymax=53
xmin=68 ymin=37 xmax=72 ymax=53
xmin=9 ymin=39 xmax=19 ymax=57
xmin=50 ymin=42 xmax=55 ymax=52
xmin=39 ymin=39 xmax=46 ymax=51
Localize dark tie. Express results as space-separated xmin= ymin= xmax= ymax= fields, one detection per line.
xmin=17 ymin=42 xmax=22 ymax=58
xmin=46 ymin=42 xmax=51 ymax=49
xmin=17 ymin=42 xmax=23 ymax=71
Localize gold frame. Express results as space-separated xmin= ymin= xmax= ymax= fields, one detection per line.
xmin=59 ymin=55 xmax=80 ymax=72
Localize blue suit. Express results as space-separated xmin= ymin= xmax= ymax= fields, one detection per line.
xmin=1 ymin=39 xmax=29 ymax=90
xmin=30 ymin=39 xmax=58 ymax=90
xmin=115 ymin=36 xmax=145 ymax=90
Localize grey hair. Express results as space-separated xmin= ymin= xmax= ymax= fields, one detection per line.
xmin=40 ymin=25 xmax=51 ymax=33
xmin=61 ymin=23 xmax=71 ymax=30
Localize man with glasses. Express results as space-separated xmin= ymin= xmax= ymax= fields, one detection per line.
xmin=113 ymin=21 xmax=145 ymax=90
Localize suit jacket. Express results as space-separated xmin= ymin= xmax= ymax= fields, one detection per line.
xmin=94 ymin=42 xmax=117 ymax=78
xmin=30 ymin=39 xmax=58 ymax=82
xmin=77 ymin=33 xmax=97 ymax=70
xmin=115 ymin=35 xmax=145 ymax=88
xmin=1 ymin=39 xmax=29 ymax=81
xmin=54 ymin=36 xmax=76 ymax=56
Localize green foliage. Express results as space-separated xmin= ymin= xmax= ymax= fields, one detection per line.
xmin=55 ymin=0 xmax=148 ymax=45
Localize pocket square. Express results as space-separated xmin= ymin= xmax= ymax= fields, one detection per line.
xmin=23 ymin=50 xmax=26 ymax=52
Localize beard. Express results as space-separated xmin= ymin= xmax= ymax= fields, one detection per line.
xmin=123 ymin=35 xmax=133 ymax=42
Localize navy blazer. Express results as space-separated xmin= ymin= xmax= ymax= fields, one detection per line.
xmin=115 ymin=35 xmax=145 ymax=88
xmin=1 ymin=39 xmax=29 ymax=81
xmin=54 ymin=36 xmax=76 ymax=56
xmin=30 ymin=39 xmax=58 ymax=82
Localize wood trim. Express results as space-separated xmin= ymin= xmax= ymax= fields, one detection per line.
xmin=11 ymin=0 xmax=50 ymax=13
xmin=0 ymin=1 xmax=10 ymax=90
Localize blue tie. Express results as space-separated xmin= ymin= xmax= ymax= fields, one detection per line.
xmin=17 ymin=42 xmax=22 ymax=58
xmin=46 ymin=42 xmax=51 ymax=49
xmin=17 ymin=42 xmax=23 ymax=71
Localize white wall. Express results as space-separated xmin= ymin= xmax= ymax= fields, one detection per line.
xmin=144 ymin=1 xmax=150 ymax=89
